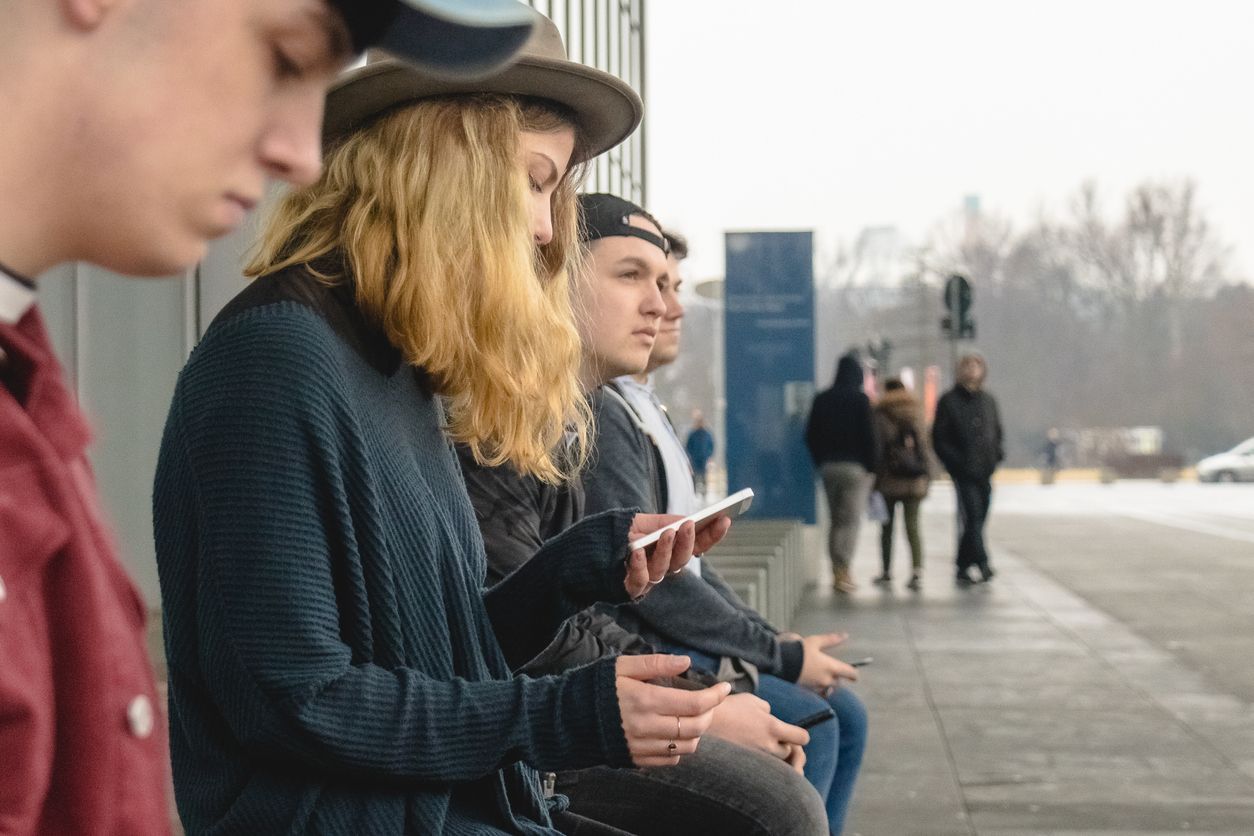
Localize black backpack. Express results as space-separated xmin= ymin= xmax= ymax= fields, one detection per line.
xmin=886 ymin=423 xmax=928 ymax=478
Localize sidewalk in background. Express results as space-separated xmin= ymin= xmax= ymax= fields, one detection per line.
xmin=797 ymin=484 xmax=1254 ymax=835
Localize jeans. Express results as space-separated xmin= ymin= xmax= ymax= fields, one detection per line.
xmin=819 ymin=462 xmax=872 ymax=575
xmin=554 ymin=736 xmax=826 ymax=835
xmin=673 ymin=647 xmax=868 ymax=835
xmin=953 ymin=477 xmax=993 ymax=573
xmin=880 ymin=497 xmax=923 ymax=575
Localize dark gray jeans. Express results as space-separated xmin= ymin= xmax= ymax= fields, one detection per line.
xmin=555 ymin=737 xmax=827 ymax=835
xmin=820 ymin=462 xmax=872 ymax=575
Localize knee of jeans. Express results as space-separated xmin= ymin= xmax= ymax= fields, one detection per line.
xmin=830 ymin=689 xmax=869 ymax=748
xmin=739 ymin=770 xmax=827 ymax=836
xmin=779 ymin=779 xmax=827 ymax=835
xmin=805 ymin=714 xmax=840 ymax=753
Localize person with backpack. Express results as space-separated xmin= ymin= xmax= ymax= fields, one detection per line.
xmin=871 ymin=379 xmax=931 ymax=591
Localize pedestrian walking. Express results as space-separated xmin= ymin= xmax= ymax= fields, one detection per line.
xmin=805 ymin=353 xmax=878 ymax=593
xmin=686 ymin=410 xmax=716 ymax=498
xmin=1040 ymin=427 xmax=1063 ymax=484
xmin=932 ymin=353 xmax=1004 ymax=585
xmin=872 ymin=379 xmax=931 ymax=591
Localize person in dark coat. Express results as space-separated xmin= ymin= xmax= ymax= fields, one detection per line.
xmin=804 ymin=353 xmax=878 ymax=593
xmin=931 ymin=353 xmax=1004 ymax=585
xmin=871 ymin=379 xmax=931 ymax=591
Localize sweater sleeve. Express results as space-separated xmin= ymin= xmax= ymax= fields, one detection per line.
xmin=483 ymin=510 xmax=636 ymax=670
xmin=157 ymin=310 xmax=632 ymax=782
xmin=697 ymin=566 xmax=802 ymax=679
xmin=616 ymin=570 xmax=800 ymax=680
xmin=583 ymin=390 xmax=658 ymax=515
xmin=700 ymin=563 xmax=780 ymax=633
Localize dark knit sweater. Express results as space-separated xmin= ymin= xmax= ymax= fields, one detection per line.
xmin=152 ymin=268 xmax=635 ymax=835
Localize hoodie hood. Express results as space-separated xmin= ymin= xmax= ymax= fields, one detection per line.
xmin=834 ymin=354 xmax=864 ymax=388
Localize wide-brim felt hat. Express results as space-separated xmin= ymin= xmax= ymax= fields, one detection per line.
xmin=323 ymin=14 xmax=643 ymax=161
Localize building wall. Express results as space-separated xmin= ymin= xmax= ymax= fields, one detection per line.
xmin=34 ymin=4 xmax=648 ymax=604
xmin=526 ymin=0 xmax=647 ymax=205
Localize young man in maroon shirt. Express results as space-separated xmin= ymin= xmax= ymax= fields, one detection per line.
xmin=0 ymin=2 xmax=534 ymax=832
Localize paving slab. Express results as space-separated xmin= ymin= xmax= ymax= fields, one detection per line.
xmin=793 ymin=483 xmax=1254 ymax=835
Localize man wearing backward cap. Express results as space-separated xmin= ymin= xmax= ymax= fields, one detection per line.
xmin=0 ymin=1 xmax=534 ymax=832
xmin=461 ymin=194 xmax=830 ymax=833
xmin=579 ymin=194 xmax=870 ymax=835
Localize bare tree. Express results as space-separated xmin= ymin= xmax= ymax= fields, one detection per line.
xmin=1066 ymin=179 xmax=1227 ymax=311
xmin=918 ymin=206 xmax=1016 ymax=290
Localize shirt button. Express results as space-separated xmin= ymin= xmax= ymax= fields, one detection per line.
xmin=126 ymin=695 xmax=155 ymax=739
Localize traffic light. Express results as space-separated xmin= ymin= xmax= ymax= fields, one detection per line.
xmin=942 ymin=274 xmax=975 ymax=339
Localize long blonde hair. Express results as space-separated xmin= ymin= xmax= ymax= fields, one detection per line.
xmin=246 ymin=95 xmax=589 ymax=483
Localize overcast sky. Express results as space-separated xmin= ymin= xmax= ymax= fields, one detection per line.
xmin=644 ymin=0 xmax=1254 ymax=284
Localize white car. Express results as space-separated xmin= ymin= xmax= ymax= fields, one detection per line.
xmin=1197 ymin=437 xmax=1254 ymax=483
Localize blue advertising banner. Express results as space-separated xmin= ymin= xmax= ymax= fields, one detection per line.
xmin=723 ymin=231 xmax=816 ymax=523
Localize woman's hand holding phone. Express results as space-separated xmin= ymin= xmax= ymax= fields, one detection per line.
xmin=623 ymin=513 xmax=732 ymax=599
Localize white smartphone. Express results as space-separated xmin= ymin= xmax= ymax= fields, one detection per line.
xmin=628 ymin=488 xmax=755 ymax=552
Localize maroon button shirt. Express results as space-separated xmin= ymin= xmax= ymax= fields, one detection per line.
xmin=0 ymin=297 xmax=171 ymax=834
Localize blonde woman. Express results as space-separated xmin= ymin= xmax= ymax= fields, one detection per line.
xmin=153 ymin=20 xmax=730 ymax=835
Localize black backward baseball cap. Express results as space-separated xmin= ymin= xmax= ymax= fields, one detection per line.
xmin=578 ymin=193 xmax=670 ymax=255
xmin=331 ymin=0 xmax=538 ymax=79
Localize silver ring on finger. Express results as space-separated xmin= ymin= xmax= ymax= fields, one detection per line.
xmin=675 ymin=716 xmax=682 ymax=739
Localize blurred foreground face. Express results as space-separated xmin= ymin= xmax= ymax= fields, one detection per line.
xmin=646 ymin=252 xmax=685 ymax=370
xmin=579 ymin=217 xmax=669 ymax=380
xmin=958 ymin=356 xmax=987 ymax=390
xmin=521 ymin=128 xmax=576 ymax=246
xmin=63 ymin=0 xmax=352 ymax=276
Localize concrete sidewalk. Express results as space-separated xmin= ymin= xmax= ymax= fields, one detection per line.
xmin=792 ymin=488 xmax=1254 ymax=835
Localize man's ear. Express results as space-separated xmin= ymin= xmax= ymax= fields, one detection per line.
xmin=60 ymin=0 xmax=122 ymax=30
